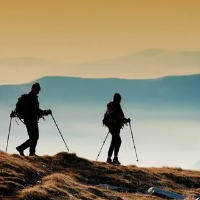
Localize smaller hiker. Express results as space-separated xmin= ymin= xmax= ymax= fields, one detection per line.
xmin=12 ymin=82 xmax=52 ymax=156
xmin=103 ymin=93 xmax=130 ymax=164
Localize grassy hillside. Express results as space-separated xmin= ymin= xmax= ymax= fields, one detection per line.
xmin=0 ymin=151 xmax=200 ymax=200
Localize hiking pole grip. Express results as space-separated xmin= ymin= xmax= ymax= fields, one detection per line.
xmin=50 ymin=114 xmax=70 ymax=152
xmin=129 ymin=122 xmax=139 ymax=162
xmin=6 ymin=117 xmax=12 ymax=152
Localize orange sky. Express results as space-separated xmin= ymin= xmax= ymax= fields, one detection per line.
xmin=0 ymin=0 xmax=200 ymax=63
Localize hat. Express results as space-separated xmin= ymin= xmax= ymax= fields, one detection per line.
xmin=31 ymin=82 xmax=41 ymax=91
xmin=113 ymin=93 xmax=121 ymax=101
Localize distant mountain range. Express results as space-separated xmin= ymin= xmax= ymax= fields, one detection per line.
xmin=0 ymin=74 xmax=200 ymax=109
xmin=1 ymin=49 xmax=200 ymax=84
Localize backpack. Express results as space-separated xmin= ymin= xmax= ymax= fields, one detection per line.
xmin=15 ymin=94 xmax=29 ymax=119
xmin=102 ymin=103 xmax=116 ymax=127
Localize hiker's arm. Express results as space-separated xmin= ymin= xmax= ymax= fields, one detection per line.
xmin=39 ymin=109 xmax=52 ymax=116
xmin=10 ymin=110 xmax=16 ymax=118
xmin=123 ymin=118 xmax=131 ymax=123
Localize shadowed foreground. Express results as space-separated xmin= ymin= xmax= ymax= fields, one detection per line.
xmin=0 ymin=151 xmax=200 ymax=200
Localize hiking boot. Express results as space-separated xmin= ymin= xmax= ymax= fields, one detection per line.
xmin=106 ymin=157 xmax=112 ymax=164
xmin=16 ymin=146 xmax=25 ymax=156
xmin=113 ymin=157 xmax=121 ymax=165
xmin=29 ymin=153 xmax=38 ymax=156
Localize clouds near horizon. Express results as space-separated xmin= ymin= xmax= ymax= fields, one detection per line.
xmin=0 ymin=49 xmax=200 ymax=85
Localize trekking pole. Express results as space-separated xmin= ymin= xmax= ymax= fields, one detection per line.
xmin=6 ymin=117 xmax=12 ymax=152
xmin=129 ymin=122 xmax=139 ymax=162
xmin=50 ymin=114 xmax=70 ymax=152
xmin=96 ymin=131 xmax=109 ymax=161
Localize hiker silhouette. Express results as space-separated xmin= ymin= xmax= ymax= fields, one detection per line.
xmin=14 ymin=83 xmax=52 ymax=156
xmin=105 ymin=93 xmax=130 ymax=164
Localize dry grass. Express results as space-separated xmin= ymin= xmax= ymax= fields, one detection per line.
xmin=1 ymin=150 xmax=200 ymax=200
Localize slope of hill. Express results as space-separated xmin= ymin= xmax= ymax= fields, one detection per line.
xmin=1 ymin=151 xmax=200 ymax=200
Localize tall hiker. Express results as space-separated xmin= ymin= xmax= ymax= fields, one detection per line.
xmin=13 ymin=83 xmax=51 ymax=156
xmin=103 ymin=93 xmax=130 ymax=164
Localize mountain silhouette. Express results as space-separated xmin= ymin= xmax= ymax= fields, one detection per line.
xmin=0 ymin=74 xmax=200 ymax=109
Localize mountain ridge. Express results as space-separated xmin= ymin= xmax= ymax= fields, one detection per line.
xmin=0 ymin=74 xmax=200 ymax=108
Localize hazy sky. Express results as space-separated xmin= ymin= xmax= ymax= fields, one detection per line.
xmin=0 ymin=0 xmax=200 ymax=63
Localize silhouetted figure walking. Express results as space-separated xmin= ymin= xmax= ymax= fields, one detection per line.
xmin=15 ymin=83 xmax=51 ymax=156
xmin=103 ymin=93 xmax=130 ymax=164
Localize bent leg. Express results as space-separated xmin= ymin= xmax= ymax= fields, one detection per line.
xmin=18 ymin=139 xmax=31 ymax=151
xmin=25 ymin=120 xmax=39 ymax=155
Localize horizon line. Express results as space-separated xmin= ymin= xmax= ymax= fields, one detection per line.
xmin=0 ymin=73 xmax=200 ymax=87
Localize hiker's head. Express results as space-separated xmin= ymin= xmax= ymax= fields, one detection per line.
xmin=113 ymin=93 xmax=121 ymax=103
xmin=31 ymin=83 xmax=41 ymax=95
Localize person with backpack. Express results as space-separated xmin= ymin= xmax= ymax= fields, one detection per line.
xmin=14 ymin=82 xmax=51 ymax=156
xmin=103 ymin=93 xmax=130 ymax=164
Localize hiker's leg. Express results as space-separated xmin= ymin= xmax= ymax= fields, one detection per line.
xmin=112 ymin=128 xmax=121 ymax=164
xmin=108 ymin=135 xmax=115 ymax=157
xmin=114 ymin=134 xmax=121 ymax=157
xmin=17 ymin=121 xmax=33 ymax=151
xmin=28 ymin=121 xmax=39 ymax=155
xmin=17 ymin=138 xmax=31 ymax=152
xmin=108 ymin=127 xmax=119 ymax=157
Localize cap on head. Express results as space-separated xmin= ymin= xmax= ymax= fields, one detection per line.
xmin=31 ymin=82 xmax=41 ymax=92
xmin=113 ymin=93 xmax=121 ymax=101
